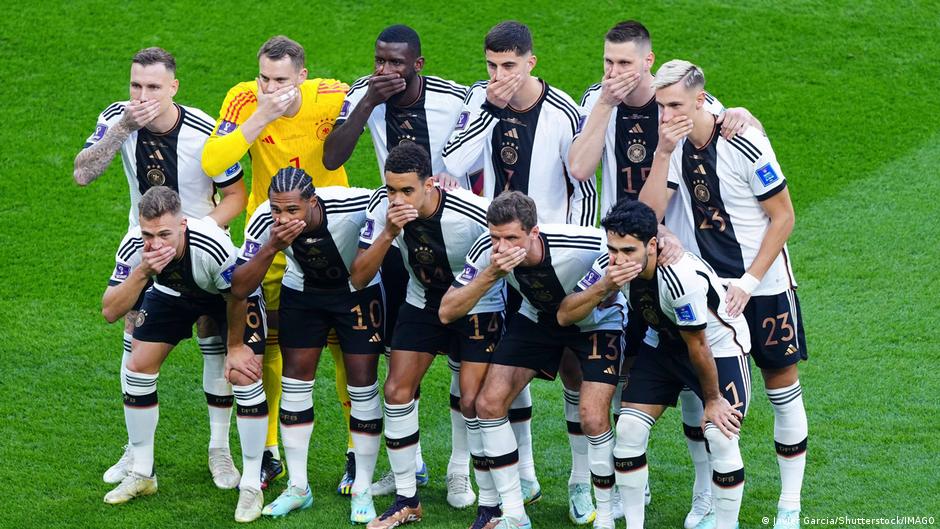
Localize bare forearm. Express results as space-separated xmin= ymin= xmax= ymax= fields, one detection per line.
xmin=686 ymin=338 xmax=720 ymax=402
xmin=74 ymin=121 xmax=132 ymax=186
xmin=225 ymin=295 xmax=248 ymax=348
xmin=208 ymin=181 xmax=248 ymax=227
xmin=639 ymin=151 xmax=672 ymax=221
xmin=323 ymin=104 xmax=374 ymax=170
xmin=568 ymin=104 xmax=613 ymax=182
xmin=439 ymin=272 xmax=500 ymax=324
xmin=101 ymin=269 xmax=149 ymax=323
xmin=558 ymin=281 xmax=611 ymax=327
xmin=231 ymin=245 xmax=277 ymax=300
xmin=749 ymin=212 xmax=793 ymax=281
xmin=350 ymin=234 xmax=394 ymax=290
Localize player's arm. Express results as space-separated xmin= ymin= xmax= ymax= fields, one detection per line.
xmin=717 ymin=107 xmax=764 ymax=140
xmin=231 ymin=217 xmax=304 ymax=299
xmin=101 ymin=240 xmax=174 ymax=323
xmin=74 ymin=101 xmax=161 ymax=186
xmin=208 ymin=178 xmax=248 ymax=227
xmin=639 ymin=115 xmax=692 ymax=221
xmin=442 ymin=85 xmax=497 ymax=177
xmin=323 ymin=75 xmax=403 ymax=170
xmin=557 ymin=257 xmax=641 ymax=327
xmin=439 ymin=248 xmax=521 ymax=324
xmin=680 ymin=328 xmax=742 ymax=438
xmin=222 ymin=292 xmax=262 ymax=383
xmin=568 ymin=73 xmax=641 ymax=182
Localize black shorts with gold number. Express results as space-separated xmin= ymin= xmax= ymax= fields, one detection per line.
xmin=623 ymin=343 xmax=751 ymax=416
xmin=278 ymin=284 xmax=385 ymax=355
xmin=491 ymin=314 xmax=623 ymax=386
xmin=390 ymin=302 xmax=502 ymax=364
xmin=744 ymin=290 xmax=807 ymax=370
xmin=133 ymin=289 xmax=266 ymax=355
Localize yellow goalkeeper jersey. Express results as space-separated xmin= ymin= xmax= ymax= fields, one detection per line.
xmin=203 ymin=78 xmax=350 ymax=215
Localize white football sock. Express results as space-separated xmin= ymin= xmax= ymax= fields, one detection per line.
xmin=198 ymin=336 xmax=232 ymax=450
xmin=564 ymin=387 xmax=590 ymax=485
xmin=587 ymin=428 xmax=616 ymax=527
xmin=510 ymin=384 xmax=536 ymax=482
xmin=467 ymin=416 xmax=499 ymax=507
xmin=480 ymin=416 xmax=526 ymax=519
xmin=280 ymin=377 xmax=314 ymax=490
xmin=123 ymin=369 xmax=159 ymax=477
xmin=234 ymin=380 xmax=268 ymax=491
xmin=385 ymin=399 xmax=419 ymax=498
xmin=448 ymin=362 xmax=470 ymax=476
xmin=768 ymin=381 xmax=807 ymax=512
xmin=614 ymin=408 xmax=654 ymax=529
xmin=704 ymin=423 xmax=745 ymax=529
xmin=679 ymin=389 xmax=711 ymax=497
xmin=349 ymin=382 xmax=382 ymax=495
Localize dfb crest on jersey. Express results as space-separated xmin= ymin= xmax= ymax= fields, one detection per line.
xmin=694 ymin=183 xmax=711 ymax=203
xmin=755 ymin=163 xmax=779 ymax=187
xmin=415 ymin=246 xmax=435 ymax=265
xmin=627 ymin=143 xmax=647 ymax=163
xmin=146 ymin=168 xmax=165 ymax=186
xmin=500 ymin=145 xmax=518 ymax=165
xmin=674 ymin=303 xmax=696 ymax=322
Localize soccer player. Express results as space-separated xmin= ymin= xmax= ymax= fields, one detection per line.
xmin=557 ymin=199 xmax=750 ymax=529
xmin=322 ymin=25 xmax=478 ymax=505
xmin=99 ymin=187 xmax=268 ymax=524
xmin=202 ymin=35 xmax=355 ymax=490
xmin=440 ymin=191 xmax=626 ymax=529
xmin=568 ymin=21 xmax=760 ymax=526
xmin=639 ymin=60 xmax=807 ymax=529
xmin=350 ymin=143 xmax=502 ymax=529
xmin=442 ymin=21 xmax=593 ymax=519
xmin=75 ymin=47 xmax=248 ymax=490
xmin=230 ymin=167 xmax=384 ymax=522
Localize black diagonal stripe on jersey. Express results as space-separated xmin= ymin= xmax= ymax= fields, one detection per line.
xmin=704 ymin=92 xmax=716 ymax=104
xmin=659 ymin=265 xmax=683 ymax=299
xmin=348 ymin=77 xmax=369 ymax=94
xmin=727 ymin=136 xmax=759 ymax=163
xmin=118 ymin=237 xmax=144 ymax=261
xmin=695 ymin=270 xmax=722 ymax=312
xmin=425 ymin=85 xmax=467 ymax=100
xmin=104 ymin=102 xmax=123 ymax=114
xmin=662 ymin=265 xmax=686 ymax=296
xmin=446 ymin=195 xmax=487 ymax=225
xmin=367 ymin=189 xmax=388 ymax=212
xmin=465 ymin=81 xmax=488 ymax=104
xmin=614 ymin=97 xmax=660 ymax=202
xmin=443 ymin=112 xmax=495 ymax=155
xmin=190 ymin=240 xmax=226 ymax=267
xmin=182 ymin=116 xmax=214 ymax=137
xmin=325 ymin=206 xmax=370 ymax=216
xmin=424 ymin=77 xmax=467 ymax=100
xmin=190 ymin=231 xmax=229 ymax=265
xmin=247 ymin=213 xmax=274 ymax=240
xmin=580 ymin=83 xmax=602 ymax=106
xmin=467 ymin=236 xmax=492 ymax=262
xmin=104 ymin=104 xmax=126 ymax=121
xmin=544 ymin=234 xmax=603 ymax=246
xmin=597 ymin=253 xmax=610 ymax=268
xmin=184 ymin=111 xmax=216 ymax=131
xmin=579 ymin=180 xmax=597 ymax=226
xmin=322 ymin=195 xmax=371 ymax=206
xmin=446 ymin=201 xmax=486 ymax=226
xmin=546 ymin=243 xmax=601 ymax=253
xmin=544 ymin=89 xmax=580 ymax=135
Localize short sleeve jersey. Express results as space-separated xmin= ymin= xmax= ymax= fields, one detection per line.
xmin=83 ymin=102 xmax=243 ymax=227
xmin=240 ymin=187 xmax=377 ymax=293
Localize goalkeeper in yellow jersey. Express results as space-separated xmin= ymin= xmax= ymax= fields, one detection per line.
xmin=202 ymin=35 xmax=357 ymax=496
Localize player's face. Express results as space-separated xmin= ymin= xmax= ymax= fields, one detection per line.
xmin=129 ymin=63 xmax=178 ymax=114
xmin=374 ymin=41 xmax=423 ymax=84
xmin=656 ymin=83 xmax=702 ymax=123
xmin=140 ymin=213 xmax=186 ymax=256
xmin=485 ymin=50 xmax=536 ymax=82
xmin=603 ymin=40 xmax=653 ymax=78
xmin=489 ymin=221 xmax=539 ymax=255
xmin=606 ymin=231 xmax=656 ymax=274
xmin=385 ymin=171 xmax=434 ymax=210
xmin=258 ymin=56 xmax=308 ymax=94
xmin=270 ymin=189 xmax=315 ymax=225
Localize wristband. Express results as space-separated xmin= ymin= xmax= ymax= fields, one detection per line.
xmin=732 ymin=273 xmax=760 ymax=295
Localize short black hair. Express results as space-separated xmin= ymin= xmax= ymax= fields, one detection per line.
xmin=484 ymin=21 xmax=532 ymax=55
xmin=600 ymin=199 xmax=658 ymax=244
xmin=487 ymin=191 xmax=538 ymax=232
xmin=132 ymin=47 xmax=176 ymax=74
xmin=377 ymin=24 xmax=421 ymax=56
xmin=385 ymin=142 xmax=432 ymax=180
xmin=269 ymin=166 xmax=316 ymax=199
xmin=605 ymin=20 xmax=651 ymax=48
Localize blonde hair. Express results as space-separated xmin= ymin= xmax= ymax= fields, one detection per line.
xmin=651 ymin=59 xmax=705 ymax=91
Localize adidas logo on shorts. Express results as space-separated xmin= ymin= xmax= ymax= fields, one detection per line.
xmin=603 ymin=366 xmax=617 ymax=375
xmin=369 ymin=333 xmax=382 ymax=343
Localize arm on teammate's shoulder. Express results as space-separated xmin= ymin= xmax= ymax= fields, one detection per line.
xmin=209 ymin=179 xmax=248 ymax=227
xmin=73 ymin=120 xmax=133 ymax=186
xmin=101 ymin=266 xmax=150 ymax=323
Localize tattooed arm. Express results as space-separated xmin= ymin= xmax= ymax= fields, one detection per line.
xmin=73 ymin=120 xmax=133 ymax=186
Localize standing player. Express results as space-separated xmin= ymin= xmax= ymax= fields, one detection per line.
xmin=75 ymin=47 xmax=248 ymax=490
xmin=557 ymin=200 xmax=750 ymax=529
xmin=639 ymin=60 xmax=807 ymax=529
xmin=349 ymin=143 xmax=503 ymax=529
xmin=442 ymin=21 xmax=596 ymax=520
xmin=230 ymin=168 xmax=386 ymax=522
xmin=99 ymin=187 xmax=268 ymax=524
xmin=440 ymin=192 xmax=626 ymax=529
xmin=202 ymin=35 xmax=355 ymax=489
xmin=322 ymin=25 xmax=479 ymax=505
xmin=568 ymin=21 xmax=760 ymax=526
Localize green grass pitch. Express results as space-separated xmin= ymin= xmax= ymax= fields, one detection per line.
xmin=1 ymin=1 xmax=938 ymax=527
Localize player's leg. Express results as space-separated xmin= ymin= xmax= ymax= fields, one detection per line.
xmin=260 ymin=255 xmax=287 ymax=487
xmin=195 ymin=314 xmax=239 ymax=489
xmin=446 ymin=357 xmax=475 ymax=509
xmin=460 ymin=360 xmax=499 ymax=526
xmin=679 ymin=388 xmax=712 ymax=529
xmin=509 ymin=382 xmax=539 ymax=504
xmin=748 ymin=291 xmax=808 ymax=529
xmin=103 ymin=315 xmax=137 ymax=485
xmin=560 ymin=349 xmax=594 ymax=526
xmin=329 ymin=331 xmax=356 ymax=496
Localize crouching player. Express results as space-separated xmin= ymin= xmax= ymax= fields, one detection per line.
xmin=557 ymin=200 xmax=750 ymax=529
xmin=230 ymin=167 xmax=383 ymax=523
xmin=100 ymin=187 xmax=267 ymax=524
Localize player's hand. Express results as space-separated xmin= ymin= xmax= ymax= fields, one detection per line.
xmin=120 ymin=99 xmax=161 ymax=131
xmin=703 ymin=397 xmax=743 ymax=439
xmin=724 ymin=273 xmax=758 ymax=317
xmin=486 ymin=74 xmax=524 ymax=109
xmin=658 ymin=115 xmax=693 ymax=153
xmin=602 ymin=261 xmax=643 ymax=290
xmin=385 ymin=202 xmax=419 ymax=237
xmin=431 ymin=172 xmax=461 ymax=191
xmin=364 ymin=73 xmax=407 ymax=106
xmin=140 ymin=240 xmax=176 ymax=275
xmin=225 ymin=343 xmax=262 ymax=383
xmin=270 ymin=218 xmax=305 ymax=250
xmin=255 ymin=78 xmax=298 ymax=123
xmin=599 ymin=70 xmax=641 ymax=107
xmin=717 ymin=107 xmax=754 ymax=140
xmin=489 ymin=247 xmax=527 ymax=276
xmin=656 ymin=232 xmax=684 ymax=266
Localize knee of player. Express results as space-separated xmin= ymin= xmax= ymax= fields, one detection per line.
xmin=474 ymin=390 xmax=508 ymax=419
xmin=227 ymin=370 xmax=257 ymax=387
xmin=703 ymin=423 xmax=741 ymax=456
xmin=459 ymin=392 xmax=479 ymax=418
xmin=579 ymin=406 xmax=612 ymax=437
xmin=615 ymin=411 xmax=653 ymax=450
xmin=382 ymin=378 xmax=415 ymax=405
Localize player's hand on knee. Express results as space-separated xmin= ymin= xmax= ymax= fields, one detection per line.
xmin=140 ymin=241 xmax=176 ymax=275
xmin=703 ymin=397 xmax=742 ymax=439
xmin=365 ymin=73 xmax=407 ymax=106
xmin=121 ymin=99 xmax=161 ymax=131
xmin=225 ymin=344 xmax=262 ymax=383
xmin=255 ymin=78 xmax=298 ymax=122
xmin=270 ymin=218 xmax=305 ymax=250
xmin=658 ymin=116 xmax=693 ymax=153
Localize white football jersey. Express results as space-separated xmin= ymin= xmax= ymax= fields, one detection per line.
xmin=457 ymin=224 xmax=625 ymax=332
xmin=664 ymin=124 xmax=796 ymax=296
xmin=338 ymin=75 xmax=469 ymax=185
xmin=580 ymin=252 xmax=750 ymax=357
xmin=442 ymin=80 xmax=596 ymax=226
xmin=109 ymin=216 xmax=238 ymax=298
xmin=360 ymin=187 xmax=502 ymax=313
xmin=84 ymin=102 xmax=243 ymax=227
xmin=239 ymin=187 xmax=377 ymax=293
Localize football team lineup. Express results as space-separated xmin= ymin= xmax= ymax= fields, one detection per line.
xmin=76 ymin=21 xmax=805 ymax=529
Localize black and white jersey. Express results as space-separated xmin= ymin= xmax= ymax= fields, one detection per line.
xmin=457 ymin=224 xmax=624 ymax=332
xmin=580 ymin=252 xmax=749 ymax=357
xmin=665 ymin=123 xmax=795 ymax=296
xmin=83 ymin=102 xmax=244 ymax=227
xmin=442 ymin=80 xmax=596 ymax=226
xmin=239 ymin=187 xmax=377 ymax=293
xmin=108 ymin=216 xmax=238 ymax=298
xmin=337 ymin=75 xmax=469 ymax=185
xmin=360 ymin=187 xmax=502 ymax=313
xmin=579 ymin=87 xmax=725 ymax=218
